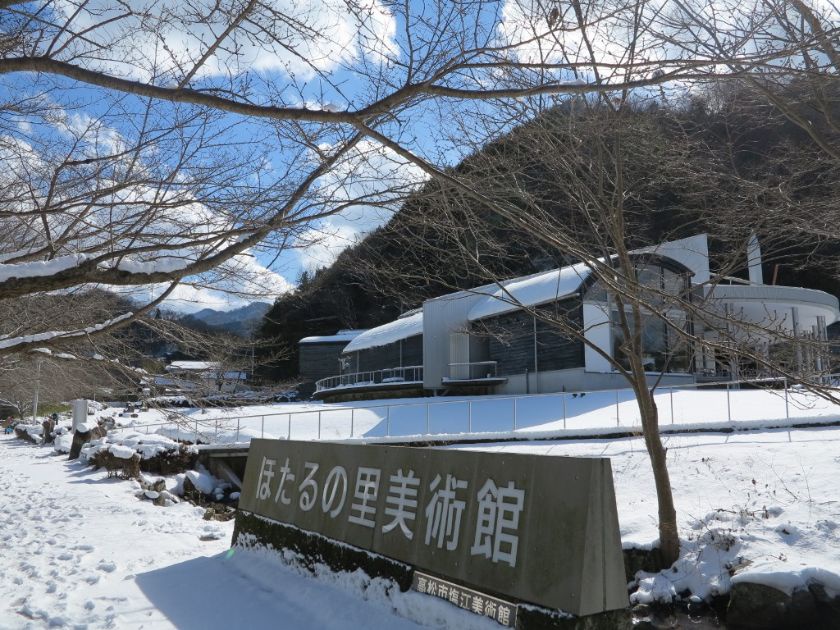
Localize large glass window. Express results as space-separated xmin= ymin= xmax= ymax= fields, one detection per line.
xmin=584 ymin=258 xmax=693 ymax=374
xmin=604 ymin=260 xmax=692 ymax=373
xmin=611 ymin=307 xmax=690 ymax=373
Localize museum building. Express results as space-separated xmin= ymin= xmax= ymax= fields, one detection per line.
xmin=299 ymin=235 xmax=839 ymax=402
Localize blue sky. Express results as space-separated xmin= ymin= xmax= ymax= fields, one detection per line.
xmin=6 ymin=0 xmax=820 ymax=311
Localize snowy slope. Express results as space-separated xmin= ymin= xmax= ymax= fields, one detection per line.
xmin=452 ymin=426 xmax=840 ymax=601
xmin=124 ymin=386 xmax=840 ymax=446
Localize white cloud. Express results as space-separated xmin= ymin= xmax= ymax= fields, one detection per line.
xmin=117 ymin=251 xmax=293 ymax=313
xmin=296 ymin=224 xmax=362 ymax=273
xmin=294 ymin=139 xmax=428 ymax=272
xmin=496 ymin=0 xmax=840 ymax=85
xmin=50 ymin=0 xmax=398 ymax=82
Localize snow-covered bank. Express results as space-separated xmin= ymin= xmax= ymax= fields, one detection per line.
xmin=110 ymin=385 xmax=840 ymax=447
xmin=452 ymin=426 xmax=840 ymax=603
xmin=0 ymin=436 xmax=231 ymax=628
xmin=0 ymin=436 xmax=495 ymax=629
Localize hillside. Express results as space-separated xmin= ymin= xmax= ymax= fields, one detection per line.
xmin=255 ymin=88 xmax=840 ymax=382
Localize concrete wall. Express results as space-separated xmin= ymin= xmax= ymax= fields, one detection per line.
xmin=493 ymin=367 xmax=695 ymax=395
xmin=423 ymin=292 xmax=483 ymax=389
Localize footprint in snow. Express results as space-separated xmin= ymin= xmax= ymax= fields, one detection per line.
xmin=199 ymin=526 xmax=225 ymax=541
xmin=96 ymin=561 xmax=116 ymax=573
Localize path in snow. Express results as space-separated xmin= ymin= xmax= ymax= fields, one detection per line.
xmin=0 ymin=436 xmax=489 ymax=629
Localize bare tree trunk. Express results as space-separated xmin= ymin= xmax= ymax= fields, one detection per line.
xmin=632 ymin=374 xmax=679 ymax=565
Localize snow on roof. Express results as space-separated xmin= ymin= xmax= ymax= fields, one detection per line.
xmin=343 ymin=312 xmax=423 ymax=353
xmin=468 ymin=261 xmax=592 ymax=321
xmin=166 ymin=361 xmax=220 ymax=371
xmin=299 ymin=329 xmax=367 ymax=345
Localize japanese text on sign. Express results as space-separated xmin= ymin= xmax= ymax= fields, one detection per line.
xmin=255 ymin=454 xmax=525 ymax=566
xmin=238 ymin=439 xmax=628 ymax=617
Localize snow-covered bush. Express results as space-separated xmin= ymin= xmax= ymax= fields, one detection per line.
xmin=81 ymin=430 xmax=197 ymax=475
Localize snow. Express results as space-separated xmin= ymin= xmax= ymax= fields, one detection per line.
xmin=0 ymin=435 xmax=497 ymax=629
xmin=115 ymin=257 xmax=191 ymax=274
xmin=343 ymin=312 xmax=423 ymax=353
xmin=300 ymin=329 xmax=367 ymax=344
xmin=95 ymin=384 xmax=840 ymax=449
xmin=108 ymin=444 xmax=138 ymax=460
xmin=185 ymin=466 xmax=219 ymax=495
xmin=80 ymin=429 xmax=189 ymax=461
xmin=6 ymin=381 xmax=840 ymax=622
xmin=54 ymin=431 xmax=74 ymax=454
xmin=0 ymin=312 xmax=134 ymax=351
xmin=451 ymin=426 xmax=840 ymax=601
xmin=0 ymin=254 xmax=88 ymax=282
xmin=0 ymin=435 xmax=233 ymax=628
xmin=467 ymin=261 xmax=591 ymax=321
xmin=167 ymin=360 xmax=220 ymax=371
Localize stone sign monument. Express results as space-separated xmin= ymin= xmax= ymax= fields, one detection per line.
xmin=236 ymin=439 xmax=627 ymax=618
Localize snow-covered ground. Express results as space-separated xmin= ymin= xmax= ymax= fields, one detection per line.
xmin=6 ymin=387 xmax=840 ymax=627
xmin=112 ymin=385 xmax=840 ymax=445
xmin=453 ymin=426 xmax=840 ymax=603
xmin=0 ymin=435 xmax=496 ymax=629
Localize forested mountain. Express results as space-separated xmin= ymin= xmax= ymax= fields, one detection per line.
xmin=180 ymin=302 xmax=272 ymax=337
xmin=256 ymin=86 xmax=840 ymax=382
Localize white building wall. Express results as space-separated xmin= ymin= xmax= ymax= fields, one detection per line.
xmin=583 ymin=302 xmax=612 ymax=373
xmin=422 ymin=292 xmax=484 ymax=389
xmin=643 ymin=233 xmax=711 ymax=284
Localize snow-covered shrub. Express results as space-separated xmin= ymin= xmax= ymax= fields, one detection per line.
xmin=80 ymin=430 xmax=197 ymax=475
xmin=90 ymin=448 xmax=141 ymax=479
xmin=14 ymin=423 xmax=43 ymax=444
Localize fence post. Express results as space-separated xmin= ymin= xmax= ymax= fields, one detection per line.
xmin=350 ymin=408 xmax=355 ymax=438
xmin=318 ymin=411 xmax=322 ymax=440
xmin=615 ymin=390 xmax=620 ymax=427
xmin=726 ymin=383 xmax=732 ymax=422
xmin=670 ymin=388 xmax=674 ymax=425
xmin=468 ymin=401 xmax=473 ymax=433
xmin=386 ymin=407 xmax=391 ymax=437
xmin=214 ymin=419 xmax=219 ymax=442
xmin=261 ymin=415 xmax=265 ymax=439
xmin=194 ymin=419 xmax=198 ymax=444
xmin=784 ymin=378 xmax=790 ymax=420
xmin=236 ymin=418 xmax=240 ymax=443
xmin=425 ymin=404 xmax=430 ymax=435
xmin=513 ymin=398 xmax=517 ymax=431
xmin=562 ymin=392 xmax=567 ymax=430
xmin=287 ymin=413 xmax=291 ymax=440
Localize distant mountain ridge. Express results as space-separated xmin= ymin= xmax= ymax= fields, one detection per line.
xmin=182 ymin=302 xmax=272 ymax=336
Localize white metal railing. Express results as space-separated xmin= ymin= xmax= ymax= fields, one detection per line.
xmin=130 ymin=373 xmax=840 ymax=446
xmin=446 ymin=361 xmax=499 ymax=381
xmin=315 ymin=365 xmax=423 ymax=393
